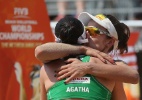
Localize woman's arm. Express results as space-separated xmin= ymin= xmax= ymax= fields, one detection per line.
xmin=40 ymin=67 xmax=47 ymax=100
xmin=35 ymin=42 xmax=81 ymax=63
xmin=55 ymin=58 xmax=139 ymax=84
xmin=111 ymin=82 xmax=127 ymax=100
xmin=35 ymin=42 xmax=114 ymax=63
xmin=87 ymin=61 xmax=139 ymax=84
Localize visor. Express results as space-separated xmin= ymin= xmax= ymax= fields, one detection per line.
xmin=77 ymin=23 xmax=88 ymax=44
xmin=78 ymin=12 xmax=118 ymax=50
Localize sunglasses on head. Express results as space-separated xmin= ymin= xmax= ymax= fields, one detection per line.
xmin=85 ymin=26 xmax=111 ymax=37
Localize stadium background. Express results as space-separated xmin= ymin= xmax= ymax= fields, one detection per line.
xmin=49 ymin=1 xmax=142 ymax=99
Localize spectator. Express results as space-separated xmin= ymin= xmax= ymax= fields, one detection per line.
xmin=55 ymin=0 xmax=84 ymax=21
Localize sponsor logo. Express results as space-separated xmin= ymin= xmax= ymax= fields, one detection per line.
xmin=69 ymin=77 xmax=90 ymax=83
xmin=95 ymin=14 xmax=106 ymax=20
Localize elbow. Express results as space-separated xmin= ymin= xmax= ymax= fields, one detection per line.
xmin=35 ymin=46 xmax=42 ymax=60
xmin=131 ymin=72 xmax=140 ymax=84
xmin=35 ymin=46 xmax=50 ymax=63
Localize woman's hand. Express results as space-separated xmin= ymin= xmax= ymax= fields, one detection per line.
xmin=55 ymin=58 xmax=89 ymax=83
xmin=82 ymin=46 xmax=114 ymax=64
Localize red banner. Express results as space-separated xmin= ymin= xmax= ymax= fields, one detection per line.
xmin=0 ymin=0 xmax=54 ymax=100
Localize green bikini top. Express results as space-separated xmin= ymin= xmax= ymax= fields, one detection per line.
xmin=47 ymin=56 xmax=111 ymax=100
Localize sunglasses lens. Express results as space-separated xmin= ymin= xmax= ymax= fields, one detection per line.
xmin=85 ymin=26 xmax=100 ymax=36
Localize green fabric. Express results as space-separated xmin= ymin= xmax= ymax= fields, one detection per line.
xmin=47 ymin=56 xmax=111 ymax=100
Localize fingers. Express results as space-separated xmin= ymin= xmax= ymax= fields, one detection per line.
xmin=55 ymin=64 xmax=72 ymax=80
xmin=85 ymin=47 xmax=114 ymax=64
xmin=65 ymin=73 xmax=77 ymax=83
xmin=55 ymin=67 xmax=68 ymax=77
xmin=65 ymin=58 xmax=81 ymax=64
xmin=57 ymin=71 xmax=80 ymax=84
xmin=94 ymin=52 xmax=106 ymax=63
xmin=57 ymin=71 xmax=72 ymax=81
xmin=98 ymin=52 xmax=114 ymax=64
xmin=65 ymin=58 xmax=77 ymax=63
xmin=91 ymin=51 xmax=114 ymax=64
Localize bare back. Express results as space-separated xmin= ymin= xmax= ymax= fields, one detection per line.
xmin=42 ymin=59 xmax=65 ymax=91
xmin=42 ymin=57 xmax=115 ymax=92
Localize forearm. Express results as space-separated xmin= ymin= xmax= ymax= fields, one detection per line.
xmin=86 ymin=62 xmax=139 ymax=84
xmin=35 ymin=42 xmax=86 ymax=63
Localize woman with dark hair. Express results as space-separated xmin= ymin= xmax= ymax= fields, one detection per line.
xmin=35 ymin=13 xmax=139 ymax=100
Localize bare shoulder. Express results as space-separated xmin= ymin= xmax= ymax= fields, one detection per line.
xmin=40 ymin=65 xmax=45 ymax=74
xmin=40 ymin=66 xmax=44 ymax=79
xmin=40 ymin=65 xmax=49 ymax=80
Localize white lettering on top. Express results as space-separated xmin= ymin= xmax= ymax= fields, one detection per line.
xmin=66 ymin=87 xmax=89 ymax=93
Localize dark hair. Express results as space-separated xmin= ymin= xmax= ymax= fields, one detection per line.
xmin=55 ymin=16 xmax=84 ymax=44
xmin=106 ymin=15 xmax=130 ymax=54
